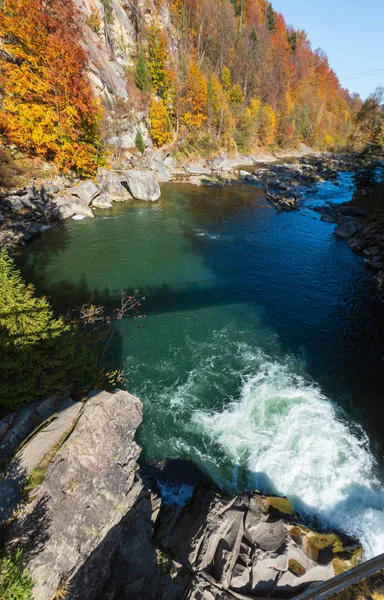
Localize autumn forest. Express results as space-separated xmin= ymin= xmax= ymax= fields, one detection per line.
xmin=0 ymin=0 xmax=381 ymax=175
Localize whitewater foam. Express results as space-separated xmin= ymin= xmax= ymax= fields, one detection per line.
xmin=194 ymin=353 xmax=384 ymax=559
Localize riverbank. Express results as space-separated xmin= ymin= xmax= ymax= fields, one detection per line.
xmin=0 ymin=149 xmax=360 ymax=248
xmin=0 ymin=389 xmax=364 ymax=600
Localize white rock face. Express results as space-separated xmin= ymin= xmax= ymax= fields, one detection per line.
xmin=123 ymin=171 xmax=161 ymax=202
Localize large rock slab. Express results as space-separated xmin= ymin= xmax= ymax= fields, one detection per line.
xmin=11 ymin=389 xmax=142 ymax=600
xmin=123 ymin=171 xmax=161 ymax=202
xmin=0 ymin=399 xmax=82 ymax=525
xmin=97 ymin=169 xmax=133 ymax=202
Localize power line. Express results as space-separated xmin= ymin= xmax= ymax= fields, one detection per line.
xmin=340 ymin=68 xmax=384 ymax=81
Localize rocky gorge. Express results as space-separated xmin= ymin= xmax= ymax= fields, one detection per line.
xmin=0 ymin=390 xmax=364 ymax=600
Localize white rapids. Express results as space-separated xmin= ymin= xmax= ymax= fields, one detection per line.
xmin=194 ymin=351 xmax=384 ymax=559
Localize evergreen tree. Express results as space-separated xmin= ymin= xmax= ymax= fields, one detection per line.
xmin=0 ymin=249 xmax=105 ymax=410
xmin=266 ymin=3 xmax=276 ymax=32
xmin=251 ymin=26 xmax=258 ymax=46
xmin=135 ymin=129 xmax=145 ymax=153
xmin=288 ymin=31 xmax=297 ymax=52
xmin=135 ymin=51 xmax=149 ymax=92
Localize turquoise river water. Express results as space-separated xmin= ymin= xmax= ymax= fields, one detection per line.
xmin=17 ymin=173 xmax=384 ymax=559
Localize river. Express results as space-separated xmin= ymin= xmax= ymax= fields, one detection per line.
xmin=17 ymin=171 xmax=384 ymax=559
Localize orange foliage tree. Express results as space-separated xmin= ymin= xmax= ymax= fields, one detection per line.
xmin=0 ymin=0 xmax=102 ymax=175
xmin=180 ymin=61 xmax=208 ymax=130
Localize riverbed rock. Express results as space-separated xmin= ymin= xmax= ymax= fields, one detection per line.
xmin=68 ymin=201 xmax=95 ymax=218
xmin=334 ymin=218 xmax=360 ymax=239
xmin=53 ymin=201 xmax=75 ymax=220
xmin=11 ymin=389 xmax=143 ymax=600
xmin=92 ymin=195 xmax=113 ymax=209
xmin=123 ymin=171 xmax=161 ymax=202
xmin=97 ymin=169 xmax=133 ymax=202
xmin=69 ymin=180 xmax=99 ymax=205
xmin=349 ymin=236 xmax=369 ymax=252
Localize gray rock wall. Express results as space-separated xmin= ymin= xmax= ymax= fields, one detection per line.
xmin=10 ymin=389 xmax=142 ymax=600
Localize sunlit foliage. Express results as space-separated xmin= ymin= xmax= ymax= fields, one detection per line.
xmin=0 ymin=0 xmax=102 ymax=175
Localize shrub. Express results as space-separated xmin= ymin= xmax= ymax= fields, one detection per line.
xmin=148 ymin=97 xmax=173 ymax=147
xmin=86 ymin=4 xmax=101 ymax=33
xmin=178 ymin=132 xmax=219 ymax=159
xmin=0 ymin=549 xmax=34 ymax=600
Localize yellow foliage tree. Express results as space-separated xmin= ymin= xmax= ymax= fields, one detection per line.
xmin=147 ymin=27 xmax=172 ymax=99
xmin=180 ymin=62 xmax=208 ymax=130
xmin=208 ymin=74 xmax=234 ymax=146
xmin=148 ymin=97 xmax=173 ymax=146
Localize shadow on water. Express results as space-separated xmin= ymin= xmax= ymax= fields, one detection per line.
xmin=13 ymin=181 xmax=384 ymax=465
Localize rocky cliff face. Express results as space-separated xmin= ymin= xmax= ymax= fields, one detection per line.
xmin=3 ymin=389 xmax=362 ymax=600
xmin=74 ymin=0 xmax=175 ymax=150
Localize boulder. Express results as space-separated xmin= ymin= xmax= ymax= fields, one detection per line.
xmin=69 ymin=201 xmax=95 ymax=218
xmin=53 ymin=202 xmax=75 ymax=220
xmin=92 ymin=195 xmax=113 ymax=209
xmin=69 ymin=180 xmax=99 ymax=205
xmin=97 ymin=169 xmax=132 ymax=202
xmin=0 ymin=396 xmax=59 ymax=464
xmin=13 ymin=389 xmax=143 ymax=600
xmin=348 ymin=236 xmax=369 ymax=252
xmin=123 ymin=171 xmax=161 ymax=202
xmin=334 ymin=218 xmax=360 ymax=239
xmin=153 ymin=483 xmax=362 ymax=599
xmin=4 ymin=196 xmax=26 ymax=212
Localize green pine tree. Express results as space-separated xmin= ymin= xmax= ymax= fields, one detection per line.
xmin=251 ymin=26 xmax=258 ymax=46
xmin=0 ymin=249 xmax=104 ymax=410
xmin=266 ymin=3 xmax=276 ymax=32
xmin=135 ymin=129 xmax=145 ymax=153
xmin=135 ymin=51 xmax=149 ymax=92
xmin=288 ymin=31 xmax=297 ymax=52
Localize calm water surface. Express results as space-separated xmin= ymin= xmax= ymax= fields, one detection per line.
xmin=17 ymin=172 xmax=384 ymax=558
